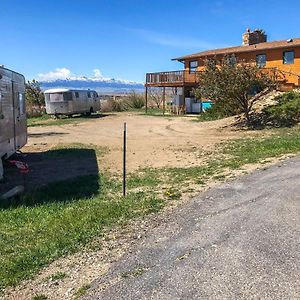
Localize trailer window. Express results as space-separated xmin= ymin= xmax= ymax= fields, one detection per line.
xmin=49 ymin=93 xmax=64 ymax=102
xmin=63 ymin=92 xmax=73 ymax=101
xmin=87 ymin=92 xmax=91 ymax=98
xmin=75 ymin=92 xmax=79 ymax=98
xmin=19 ymin=93 xmax=25 ymax=115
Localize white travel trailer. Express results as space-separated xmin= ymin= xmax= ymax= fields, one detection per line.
xmin=0 ymin=66 xmax=27 ymax=180
xmin=44 ymin=89 xmax=101 ymax=116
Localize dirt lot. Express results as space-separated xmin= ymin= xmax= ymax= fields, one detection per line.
xmin=24 ymin=112 xmax=258 ymax=175
xmin=3 ymin=112 xmax=297 ymax=300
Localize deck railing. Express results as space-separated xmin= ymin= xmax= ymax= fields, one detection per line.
xmin=146 ymin=70 xmax=200 ymax=85
xmin=146 ymin=68 xmax=300 ymax=87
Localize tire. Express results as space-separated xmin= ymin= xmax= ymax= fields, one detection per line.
xmin=85 ymin=107 xmax=93 ymax=116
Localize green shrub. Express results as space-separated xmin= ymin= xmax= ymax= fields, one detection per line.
xmin=109 ymin=98 xmax=126 ymax=112
xmin=264 ymin=91 xmax=300 ymax=126
xmin=123 ymin=93 xmax=145 ymax=109
xmin=197 ymin=99 xmax=239 ymax=121
xmin=101 ymin=93 xmax=145 ymax=112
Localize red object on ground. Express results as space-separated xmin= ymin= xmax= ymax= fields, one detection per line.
xmin=8 ymin=160 xmax=29 ymax=174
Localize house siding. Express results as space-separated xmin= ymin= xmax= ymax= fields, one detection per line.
xmin=184 ymin=46 xmax=300 ymax=86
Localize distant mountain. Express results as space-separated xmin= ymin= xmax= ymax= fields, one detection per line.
xmin=40 ymin=78 xmax=145 ymax=94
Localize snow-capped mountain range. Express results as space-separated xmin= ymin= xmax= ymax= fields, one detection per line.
xmin=39 ymin=68 xmax=144 ymax=94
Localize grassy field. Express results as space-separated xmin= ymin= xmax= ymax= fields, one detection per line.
xmin=27 ymin=114 xmax=106 ymax=127
xmin=27 ymin=109 xmax=180 ymax=128
xmin=0 ymin=125 xmax=300 ymax=291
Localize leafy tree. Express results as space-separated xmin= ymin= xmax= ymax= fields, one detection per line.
xmin=25 ymin=80 xmax=45 ymax=108
xmin=194 ymin=58 xmax=281 ymax=124
xmin=148 ymin=87 xmax=163 ymax=109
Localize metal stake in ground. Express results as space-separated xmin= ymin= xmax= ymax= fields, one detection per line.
xmin=123 ymin=122 xmax=127 ymax=197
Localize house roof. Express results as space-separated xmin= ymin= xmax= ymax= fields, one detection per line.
xmin=172 ymin=38 xmax=300 ymax=62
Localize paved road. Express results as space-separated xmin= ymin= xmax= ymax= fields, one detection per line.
xmin=85 ymin=157 xmax=300 ymax=300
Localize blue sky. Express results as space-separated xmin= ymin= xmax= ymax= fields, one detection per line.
xmin=1 ymin=0 xmax=299 ymax=82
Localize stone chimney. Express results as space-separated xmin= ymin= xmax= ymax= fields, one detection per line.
xmin=242 ymin=28 xmax=267 ymax=46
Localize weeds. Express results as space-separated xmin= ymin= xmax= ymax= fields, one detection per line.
xmin=45 ymin=272 xmax=67 ymax=282
xmin=32 ymin=295 xmax=47 ymax=300
xmin=120 ymin=266 xmax=148 ymax=278
xmin=73 ymin=284 xmax=91 ymax=299
xmin=27 ymin=113 xmax=104 ymax=127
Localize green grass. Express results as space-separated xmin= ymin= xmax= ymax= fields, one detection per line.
xmin=27 ymin=115 xmax=52 ymax=127
xmin=27 ymin=114 xmax=102 ymax=127
xmin=195 ymin=113 xmax=224 ymax=122
xmin=0 ymin=175 xmax=164 ymax=290
xmin=127 ymin=168 xmax=162 ymax=188
xmin=32 ymin=295 xmax=47 ymax=300
xmin=74 ymin=283 xmax=91 ymax=299
xmin=0 ymin=125 xmax=300 ymax=291
xmin=221 ymin=126 xmax=300 ymax=167
xmin=43 ymin=143 xmax=109 ymax=159
xmin=130 ymin=107 xmax=181 ymax=117
xmin=120 ymin=266 xmax=147 ymax=278
xmin=45 ymin=272 xmax=67 ymax=282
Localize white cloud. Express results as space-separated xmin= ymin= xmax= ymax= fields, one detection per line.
xmin=37 ymin=67 xmax=141 ymax=84
xmin=38 ymin=68 xmax=72 ymax=81
xmin=92 ymin=69 xmax=111 ymax=81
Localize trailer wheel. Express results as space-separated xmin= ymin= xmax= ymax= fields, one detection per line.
xmin=85 ymin=107 xmax=93 ymax=116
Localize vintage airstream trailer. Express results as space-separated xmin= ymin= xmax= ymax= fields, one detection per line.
xmin=44 ymin=89 xmax=101 ymax=116
xmin=0 ymin=66 xmax=27 ymax=180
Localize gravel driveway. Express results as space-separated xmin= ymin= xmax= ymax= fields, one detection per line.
xmin=84 ymin=156 xmax=300 ymax=300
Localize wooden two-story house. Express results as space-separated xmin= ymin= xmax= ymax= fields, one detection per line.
xmin=145 ymin=29 xmax=300 ymax=113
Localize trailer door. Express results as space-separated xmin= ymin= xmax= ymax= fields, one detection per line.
xmin=0 ymin=70 xmax=15 ymax=159
xmin=12 ymin=76 xmax=27 ymax=151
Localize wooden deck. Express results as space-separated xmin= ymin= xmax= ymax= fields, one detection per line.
xmin=145 ymin=70 xmax=200 ymax=87
xmin=145 ymin=68 xmax=300 ymax=90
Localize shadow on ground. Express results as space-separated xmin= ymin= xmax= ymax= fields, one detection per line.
xmin=28 ymin=132 xmax=69 ymax=138
xmin=60 ymin=113 xmax=114 ymax=120
xmin=0 ymin=147 xmax=100 ymax=209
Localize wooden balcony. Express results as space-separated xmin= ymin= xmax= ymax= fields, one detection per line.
xmin=145 ymin=68 xmax=300 ymax=89
xmin=145 ymin=70 xmax=200 ymax=87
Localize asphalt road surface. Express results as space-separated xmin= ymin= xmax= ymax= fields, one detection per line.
xmin=85 ymin=157 xmax=300 ymax=300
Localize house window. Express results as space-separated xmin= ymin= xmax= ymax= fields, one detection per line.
xmin=189 ymin=61 xmax=198 ymax=73
xmin=227 ymin=54 xmax=237 ymax=66
xmin=75 ymin=92 xmax=79 ymax=98
xmin=283 ymin=50 xmax=294 ymax=64
xmin=256 ymin=54 xmax=266 ymax=67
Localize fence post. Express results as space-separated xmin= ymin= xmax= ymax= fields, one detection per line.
xmin=145 ymin=86 xmax=148 ymax=114
xmin=123 ymin=122 xmax=127 ymax=197
xmin=163 ymin=87 xmax=166 ymax=115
